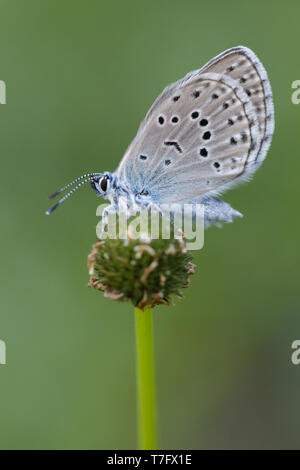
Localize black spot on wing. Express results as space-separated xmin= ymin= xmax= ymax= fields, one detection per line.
xmin=164 ymin=141 xmax=182 ymax=153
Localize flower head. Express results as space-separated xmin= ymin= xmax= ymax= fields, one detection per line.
xmin=88 ymin=232 xmax=195 ymax=310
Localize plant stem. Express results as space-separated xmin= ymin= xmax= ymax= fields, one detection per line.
xmin=135 ymin=306 xmax=157 ymax=450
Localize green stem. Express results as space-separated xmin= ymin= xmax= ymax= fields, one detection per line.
xmin=135 ymin=306 xmax=157 ymax=450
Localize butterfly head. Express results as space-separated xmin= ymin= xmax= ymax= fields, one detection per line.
xmin=45 ymin=171 xmax=114 ymax=215
xmin=90 ymin=171 xmax=113 ymax=197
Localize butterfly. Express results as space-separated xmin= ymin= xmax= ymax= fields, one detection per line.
xmin=46 ymin=46 xmax=274 ymax=228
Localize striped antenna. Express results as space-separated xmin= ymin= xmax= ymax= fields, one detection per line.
xmin=46 ymin=176 xmax=99 ymax=215
xmin=48 ymin=173 xmax=102 ymax=199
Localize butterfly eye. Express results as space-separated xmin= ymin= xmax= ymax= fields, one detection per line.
xmin=100 ymin=175 xmax=109 ymax=193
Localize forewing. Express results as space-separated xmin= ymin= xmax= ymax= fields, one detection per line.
xmin=116 ymin=46 xmax=274 ymax=204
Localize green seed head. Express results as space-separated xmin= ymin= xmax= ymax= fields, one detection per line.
xmin=88 ymin=232 xmax=195 ymax=310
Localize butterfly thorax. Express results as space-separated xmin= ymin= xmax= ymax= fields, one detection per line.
xmin=102 ymin=172 xmax=153 ymax=212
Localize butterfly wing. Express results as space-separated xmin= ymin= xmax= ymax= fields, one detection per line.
xmin=116 ymin=46 xmax=274 ymax=204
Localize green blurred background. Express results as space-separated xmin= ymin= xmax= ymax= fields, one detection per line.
xmin=0 ymin=0 xmax=299 ymax=450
